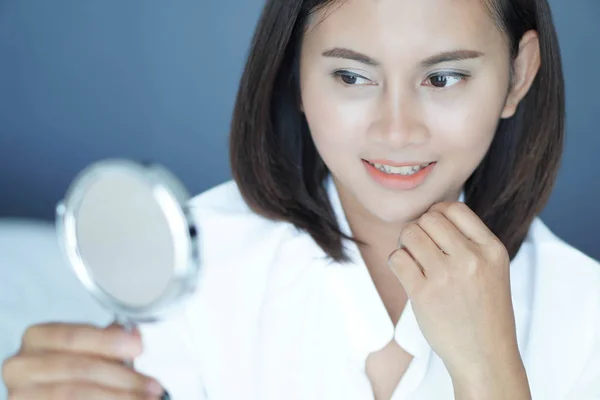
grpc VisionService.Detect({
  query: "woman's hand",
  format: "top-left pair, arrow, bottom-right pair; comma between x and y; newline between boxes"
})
2,322 -> 166,400
388,202 -> 530,400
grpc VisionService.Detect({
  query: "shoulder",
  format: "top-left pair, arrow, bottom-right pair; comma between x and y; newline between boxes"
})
188,179 -> 251,214
187,179 -> 296,266
523,218 -> 600,397
527,217 -> 600,285
525,217 -> 600,317
510,218 -> 600,398
187,179 -> 282,231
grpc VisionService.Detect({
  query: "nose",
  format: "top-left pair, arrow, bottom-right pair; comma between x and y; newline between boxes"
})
369,88 -> 429,148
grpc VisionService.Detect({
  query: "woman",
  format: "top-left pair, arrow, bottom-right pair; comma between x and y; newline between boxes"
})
3,0 -> 599,399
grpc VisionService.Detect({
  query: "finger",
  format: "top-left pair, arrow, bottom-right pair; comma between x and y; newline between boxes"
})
398,223 -> 446,273
416,211 -> 473,256
388,246 -> 425,297
8,382 -> 161,400
105,324 -> 141,363
428,202 -> 498,246
21,323 -> 142,361
106,321 -> 141,338
3,353 -> 164,396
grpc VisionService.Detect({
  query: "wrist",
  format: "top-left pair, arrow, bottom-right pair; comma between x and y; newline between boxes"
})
447,353 -> 531,400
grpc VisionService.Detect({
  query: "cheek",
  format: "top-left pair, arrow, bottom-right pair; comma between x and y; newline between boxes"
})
426,85 -> 506,160
300,74 -> 370,157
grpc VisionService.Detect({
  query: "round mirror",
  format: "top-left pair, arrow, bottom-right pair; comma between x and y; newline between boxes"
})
55,159 -> 200,324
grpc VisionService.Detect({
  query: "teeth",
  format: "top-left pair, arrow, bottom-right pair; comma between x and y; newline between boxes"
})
371,162 -> 429,175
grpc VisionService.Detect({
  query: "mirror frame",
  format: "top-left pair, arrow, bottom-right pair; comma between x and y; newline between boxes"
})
55,159 -> 200,322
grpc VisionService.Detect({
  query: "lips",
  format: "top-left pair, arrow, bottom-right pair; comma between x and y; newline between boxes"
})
362,159 -> 437,190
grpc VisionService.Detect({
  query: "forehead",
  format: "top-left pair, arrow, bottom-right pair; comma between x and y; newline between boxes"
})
304,0 -> 504,57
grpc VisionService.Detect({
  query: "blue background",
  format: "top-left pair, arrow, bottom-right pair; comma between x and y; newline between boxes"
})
0,0 -> 598,259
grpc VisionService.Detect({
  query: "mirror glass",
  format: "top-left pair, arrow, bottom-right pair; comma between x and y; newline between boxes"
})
56,160 -> 199,323
74,169 -> 176,307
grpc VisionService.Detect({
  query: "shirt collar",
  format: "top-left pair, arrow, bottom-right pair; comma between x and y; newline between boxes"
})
324,175 -> 432,359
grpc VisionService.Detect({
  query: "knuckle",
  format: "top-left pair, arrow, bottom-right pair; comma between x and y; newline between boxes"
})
1,355 -> 22,385
419,211 -> 444,227
487,241 -> 509,263
22,323 -> 71,350
2,355 -> 14,376
21,324 -> 42,348
447,201 -> 468,216
400,224 -> 419,240
2,354 -> 44,389
61,326 -> 83,350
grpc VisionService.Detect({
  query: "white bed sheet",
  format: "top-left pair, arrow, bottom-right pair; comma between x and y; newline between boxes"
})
0,218 -> 111,399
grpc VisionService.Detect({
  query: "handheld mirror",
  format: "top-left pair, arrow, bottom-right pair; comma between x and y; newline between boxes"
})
55,159 -> 200,343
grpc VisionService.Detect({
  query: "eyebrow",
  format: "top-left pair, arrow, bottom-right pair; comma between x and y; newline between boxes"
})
321,47 -> 484,67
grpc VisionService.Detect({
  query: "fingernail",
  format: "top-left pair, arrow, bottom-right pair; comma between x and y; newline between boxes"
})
146,379 -> 165,396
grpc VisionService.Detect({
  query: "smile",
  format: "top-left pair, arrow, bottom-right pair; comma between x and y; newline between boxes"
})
366,161 -> 432,176
362,159 -> 437,190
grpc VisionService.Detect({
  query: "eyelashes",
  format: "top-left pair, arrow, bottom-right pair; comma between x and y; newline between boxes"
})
333,71 -> 374,86
331,70 -> 470,89
425,72 -> 469,88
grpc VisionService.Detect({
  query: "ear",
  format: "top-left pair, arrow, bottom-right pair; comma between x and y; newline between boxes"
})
500,30 -> 541,119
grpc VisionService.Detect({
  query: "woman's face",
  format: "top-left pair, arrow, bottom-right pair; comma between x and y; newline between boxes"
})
299,0 -> 521,224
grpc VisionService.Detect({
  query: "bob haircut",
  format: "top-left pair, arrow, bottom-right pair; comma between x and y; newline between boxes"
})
230,0 -> 565,262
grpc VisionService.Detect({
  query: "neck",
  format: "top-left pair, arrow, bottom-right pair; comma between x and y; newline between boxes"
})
341,192 -> 408,265
334,180 -> 462,268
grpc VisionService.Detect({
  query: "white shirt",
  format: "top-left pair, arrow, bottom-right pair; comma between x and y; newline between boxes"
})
135,177 -> 600,400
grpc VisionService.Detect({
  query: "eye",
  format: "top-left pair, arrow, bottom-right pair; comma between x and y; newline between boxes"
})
333,70 -> 374,86
424,72 -> 468,88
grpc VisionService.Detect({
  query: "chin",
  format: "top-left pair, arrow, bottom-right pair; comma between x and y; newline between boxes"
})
365,198 -> 431,224
334,173 -> 450,223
